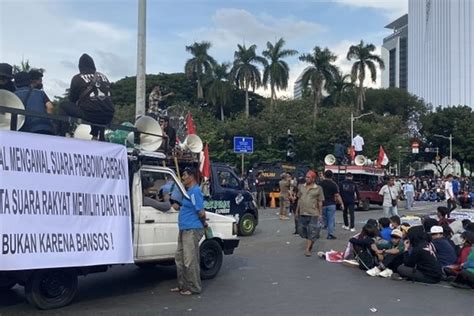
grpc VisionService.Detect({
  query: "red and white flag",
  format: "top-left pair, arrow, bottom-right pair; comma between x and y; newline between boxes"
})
377,146 -> 389,167
186,111 -> 196,135
199,143 -> 211,180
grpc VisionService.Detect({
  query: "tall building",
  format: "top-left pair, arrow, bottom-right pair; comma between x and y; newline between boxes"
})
293,72 -> 304,99
381,14 -> 408,90
408,0 -> 474,107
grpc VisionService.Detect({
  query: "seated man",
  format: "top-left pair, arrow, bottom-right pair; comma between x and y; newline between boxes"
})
142,178 -> 178,212
159,178 -> 183,208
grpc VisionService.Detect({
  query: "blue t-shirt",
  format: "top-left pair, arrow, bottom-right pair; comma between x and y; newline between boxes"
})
160,181 -> 183,204
178,184 -> 204,230
15,87 -> 54,133
380,227 -> 392,241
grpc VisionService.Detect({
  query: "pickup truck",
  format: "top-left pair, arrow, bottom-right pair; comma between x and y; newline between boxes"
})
0,127 -> 239,310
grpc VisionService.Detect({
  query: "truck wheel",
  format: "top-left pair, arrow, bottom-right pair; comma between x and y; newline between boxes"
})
200,239 -> 223,280
25,269 -> 78,310
359,200 -> 370,211
238,213 -> 256,236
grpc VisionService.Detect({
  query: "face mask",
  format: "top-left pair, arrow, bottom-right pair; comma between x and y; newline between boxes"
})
389,223 -> 394,229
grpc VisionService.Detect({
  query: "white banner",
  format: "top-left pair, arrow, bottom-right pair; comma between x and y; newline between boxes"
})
0,130 -> 133,270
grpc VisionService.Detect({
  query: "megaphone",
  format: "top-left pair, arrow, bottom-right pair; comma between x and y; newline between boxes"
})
180,134 -> 203,153
73,124 -> 93,140
354,155 -> 367,166
324,154 -> 336,165
0,90 -> 25,130
131,116 -> 163,151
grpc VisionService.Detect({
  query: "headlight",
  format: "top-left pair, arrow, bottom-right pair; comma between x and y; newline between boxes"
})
232,222 -> 237,235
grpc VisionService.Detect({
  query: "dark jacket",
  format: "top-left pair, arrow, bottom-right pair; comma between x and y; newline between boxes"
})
403,242 -> 442,281
431,238 -> 457,266
340,179 -> 360,204
69,54 -> 114,122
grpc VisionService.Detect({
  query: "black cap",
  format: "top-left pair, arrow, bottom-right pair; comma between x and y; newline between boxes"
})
13,72 -> 31,88
29,69 -> 44,80
0,63 -> 13,79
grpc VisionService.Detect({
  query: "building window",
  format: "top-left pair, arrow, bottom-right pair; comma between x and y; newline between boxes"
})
389,49 -> 396,87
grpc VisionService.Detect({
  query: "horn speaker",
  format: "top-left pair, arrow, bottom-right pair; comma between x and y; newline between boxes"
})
354,155 -> 367,166
324,154 -> 336,165
180,134 -> 203,153
0,90 -> 25,130
131,116 -> 163,151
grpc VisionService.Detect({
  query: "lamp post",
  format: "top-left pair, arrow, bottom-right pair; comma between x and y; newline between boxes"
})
350,112 -> 373,146
135,0 -> 147,119
433,134 -> 453,164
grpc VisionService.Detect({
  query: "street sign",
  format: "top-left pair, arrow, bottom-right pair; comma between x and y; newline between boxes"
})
233,136 -> 254,153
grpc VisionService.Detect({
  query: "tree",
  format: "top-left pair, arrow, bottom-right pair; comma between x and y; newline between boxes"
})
299,46 -> 338,119
12,59 -> 45,74
184,41 -> 217,99
205,62 -> 233,121
262,38 -> 298,107
347,40 -> 385,112
230,44 -> 267,118
325,71 -> 354,107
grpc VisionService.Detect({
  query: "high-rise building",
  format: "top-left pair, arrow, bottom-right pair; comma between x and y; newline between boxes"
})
381,14 -> 408,90
293,72 -> 304,99
408,0 -> 474,107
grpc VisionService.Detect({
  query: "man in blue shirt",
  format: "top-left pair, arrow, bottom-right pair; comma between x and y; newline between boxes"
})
172,167 -> 207,295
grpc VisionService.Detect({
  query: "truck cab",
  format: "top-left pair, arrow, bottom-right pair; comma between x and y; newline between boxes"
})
206,163 -> 258,236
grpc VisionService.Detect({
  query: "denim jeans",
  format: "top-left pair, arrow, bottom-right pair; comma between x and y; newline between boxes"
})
405,191 -> 414,211
323,204 -> 337,237
383,206 -> 399,217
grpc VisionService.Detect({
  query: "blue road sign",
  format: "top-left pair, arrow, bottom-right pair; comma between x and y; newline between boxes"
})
233,136 -> 254,153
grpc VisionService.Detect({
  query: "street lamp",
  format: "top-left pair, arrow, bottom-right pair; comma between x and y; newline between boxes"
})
433,134 -> 453,164
351,112 -> 373,146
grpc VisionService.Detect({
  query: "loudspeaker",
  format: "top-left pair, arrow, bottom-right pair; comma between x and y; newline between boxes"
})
180,134 -> 203,153
324,154 -> 336,165
354,155 -> 367,166
0,90 -> 25,130
131,116 -> 163,151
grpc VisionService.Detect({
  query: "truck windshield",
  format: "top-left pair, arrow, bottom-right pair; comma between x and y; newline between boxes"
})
217,170 -> 240,190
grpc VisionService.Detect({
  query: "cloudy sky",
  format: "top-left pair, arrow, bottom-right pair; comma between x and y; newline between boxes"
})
0,0 -> 408,99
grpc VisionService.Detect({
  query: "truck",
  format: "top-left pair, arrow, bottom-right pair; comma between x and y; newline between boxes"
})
0,106 -> 240,310
324,164 -> 385,211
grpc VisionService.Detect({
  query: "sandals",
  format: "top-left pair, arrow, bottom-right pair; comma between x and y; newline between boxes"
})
170,287 -> 181,292
170,287 -> 195,296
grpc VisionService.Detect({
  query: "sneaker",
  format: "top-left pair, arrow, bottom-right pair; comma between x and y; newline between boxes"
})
342,259 -> 359,268
366,267 -> 381,277
379,268 -> 393,278
342,225 -> 349,230
350,228 -> 356,232
391,273 -> 405,281
327,235 -> 337,240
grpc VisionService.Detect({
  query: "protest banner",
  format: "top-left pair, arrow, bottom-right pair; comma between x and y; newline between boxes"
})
0,130 -> 133,270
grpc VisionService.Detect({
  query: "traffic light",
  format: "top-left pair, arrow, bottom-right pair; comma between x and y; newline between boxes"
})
286,129 -> 296,161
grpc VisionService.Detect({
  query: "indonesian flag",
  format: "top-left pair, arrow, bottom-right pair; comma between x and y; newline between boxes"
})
186,111 -> 196,135
199,143 -> 211,179
377,146 -> 389,166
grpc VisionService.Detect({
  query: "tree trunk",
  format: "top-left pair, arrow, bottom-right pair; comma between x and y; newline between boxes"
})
245,88 -> 249,118
270,85 -> 275,109
312,91 -> 318,120
220,105 -> 225,121
197,79 -> 204,99
358,75 -> 364,112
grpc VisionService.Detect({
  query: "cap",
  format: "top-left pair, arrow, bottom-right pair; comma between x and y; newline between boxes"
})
430,225 -> 444,234
0,63 -> 13,78
390,229 -> 403,238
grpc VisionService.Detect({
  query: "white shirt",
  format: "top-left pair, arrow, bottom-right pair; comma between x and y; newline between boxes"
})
352,135 -> 364,151
379,185 -> 398,207
402,183 -> 414,193
445,181 -> 454,199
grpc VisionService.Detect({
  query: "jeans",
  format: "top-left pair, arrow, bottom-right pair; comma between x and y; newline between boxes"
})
405,191 -> 414,211
323,204 -> 337,237
343,203 -> 355,228
397,264 -> 440,284
175,229 -> 204,293
383,206 -> 398,217
447,198 -> 457,215
257,190 -> 267,208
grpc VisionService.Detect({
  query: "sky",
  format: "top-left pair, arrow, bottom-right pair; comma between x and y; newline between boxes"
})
0,0 -> 408,100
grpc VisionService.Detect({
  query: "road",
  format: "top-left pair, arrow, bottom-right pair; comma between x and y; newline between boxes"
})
1,201 -> 473,315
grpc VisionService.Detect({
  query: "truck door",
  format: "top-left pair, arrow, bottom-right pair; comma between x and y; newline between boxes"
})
134,167 -> 186,260
209,166 -> 246,217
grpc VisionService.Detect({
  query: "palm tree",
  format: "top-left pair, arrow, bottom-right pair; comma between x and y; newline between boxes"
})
347,40 -> 385,112
326,72 -> 354,107
206,62 -> 233,121
299,46 -> 338,119
185,41 -> 217,99
12,59 -> 45,74
262,38 -> 298,107
230,44 -> 267,118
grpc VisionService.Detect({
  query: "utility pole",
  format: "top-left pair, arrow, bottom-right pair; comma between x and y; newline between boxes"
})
135,0 -> 147,119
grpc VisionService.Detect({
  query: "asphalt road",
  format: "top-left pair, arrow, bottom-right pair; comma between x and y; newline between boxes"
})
1,201 -> 473,316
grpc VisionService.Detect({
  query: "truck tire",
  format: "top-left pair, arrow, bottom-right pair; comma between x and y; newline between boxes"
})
238,213 -> 257,236
357,199 -> 370,211
25,269 -> 78,310
200,239 -> 223,280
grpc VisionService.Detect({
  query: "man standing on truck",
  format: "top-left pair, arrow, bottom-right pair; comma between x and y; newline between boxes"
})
172,167 -> 207,295
296,170 -> 325,256
340,173 -> 360,232
320,170 -> 344,239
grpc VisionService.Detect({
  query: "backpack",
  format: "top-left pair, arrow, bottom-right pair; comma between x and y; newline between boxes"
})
354,248 -> 376,270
